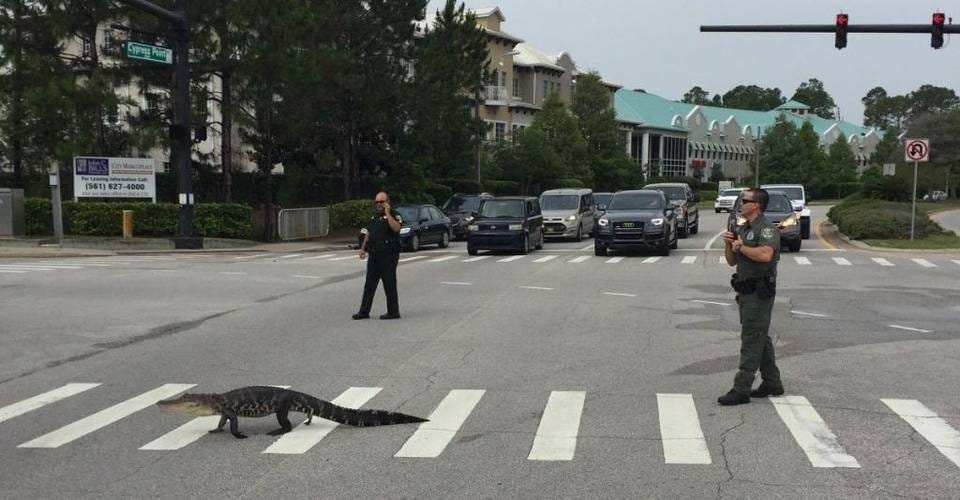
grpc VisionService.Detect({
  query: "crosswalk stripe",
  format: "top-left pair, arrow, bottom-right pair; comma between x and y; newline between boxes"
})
429,256 -> 458,263
681,256 -> 697,264
462,256 -> 490,262
657,393 -> 711,464
279,254 -> 304,259
912,258 -> 937,268
261,387 -> 383,455
871,258 -> 894,267
234,253 -> 270,260
528,391 -> 586,461
0,266 -> 55,272
568,256 -> 591,263
0,270 -> 26,273
771,396 -> 860,468
0,384 -> 101,425
1,264 -> 84,269
953,260 -> 960,267
298,254 -> 334,261
498,256 -> 525,263
18,384 -> 195,448
794,256 -> 812,265
533,255 -> 558,263
832,257 -> 852,266
141,385 -> 292,450
882,399 -> 960,469
606,257 -> 625,264
395,389 -> 485,458
643,257 -> 661,264
399,256 -> 428,263
328,255 -> 356,262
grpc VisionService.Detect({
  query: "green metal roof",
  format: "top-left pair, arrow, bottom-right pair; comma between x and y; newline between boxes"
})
776,100 -> 811,110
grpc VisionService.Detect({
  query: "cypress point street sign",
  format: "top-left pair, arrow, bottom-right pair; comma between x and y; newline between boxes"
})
124,41 -> 174,64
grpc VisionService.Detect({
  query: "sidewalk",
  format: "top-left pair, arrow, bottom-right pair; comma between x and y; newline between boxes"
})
0,235 -> 358,258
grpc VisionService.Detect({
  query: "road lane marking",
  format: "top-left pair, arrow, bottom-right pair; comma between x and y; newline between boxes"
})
141,386 -> 291,451
791,311 -> 829,318
299,254 -> 334,261
533,255 -> 558,263
19,384 -> 195,448
462,256 -> 490,262
498,256 -> 525,262
888,324 -> 933,333
234,253 -> 270,260
771,396 -> 860,468
263,387 -> 382,455
219,272 -> 248,276
1,264 -> 83,269
328,255 -> 356,262
692,300 -> 731,307
705,231 -> 725,250
568,256 -> 591,263
0,384 -> 100,425
911,258 -> 937,268
794,256 -> 812,266
681,256 -> 697,264
395,389 -> 485,458
528,391 -> 586,461
603,292 -> 636,298
519,286 -> 554,291
0,266 -> 54,271
279,254 -> 304,259
815,220 -> 838,250
441,282 -> 471,286
657,393 -> 711,464
605,257 -> 625,264
871,258 -> 894,267
953,260 -> 960,267
0,270 -> 26,273
399,256 -> 428,262
580,244 -> 594,251
882,399 -> 960,469
642,257 -> 661,264
428,256 -> 458,263
832,257 -> 852,266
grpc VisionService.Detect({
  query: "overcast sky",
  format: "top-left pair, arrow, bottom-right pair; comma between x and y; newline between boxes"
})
426,0 -> 959,126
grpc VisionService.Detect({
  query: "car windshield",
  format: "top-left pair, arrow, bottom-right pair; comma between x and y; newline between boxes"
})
443,196 -> 481,212
765,195 -> 793,213
595,194 -> 613,207
608,193 -> 662,210
768,187 -> 803,202
395,207 -> 419,223
721,189 -> 743,197
648,186 -> 686,201
479,200 -> 525,218
540,194 -> 579,211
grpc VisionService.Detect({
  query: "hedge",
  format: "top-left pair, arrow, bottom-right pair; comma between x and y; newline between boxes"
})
329,199 -> 374,231
698,191 -> 718,202
24,199 -> 253,239
827,199 -> 946,240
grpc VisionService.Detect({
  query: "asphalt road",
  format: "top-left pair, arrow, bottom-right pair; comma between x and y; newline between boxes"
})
1,207 -> 959,499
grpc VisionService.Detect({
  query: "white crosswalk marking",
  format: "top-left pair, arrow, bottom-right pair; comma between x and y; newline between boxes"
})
606,257 -> 624,264
462,256 -> 490,262
533,255 -> 558,263
794,256 -> 812,266
871,258 -> 894,267
18,384 -> 195,448
428,255 -> 458,263
1,264 -> 83,270
953,260 -> 960,267
771,396 -> 860,468
0,270 -> 26,274
234,253 -> 270,260
568,256 -> 591,263
279,254 -> 304,259
643,257 -> 661,264
912,258 -> 937,268
882,399 -> 960,469
395,389 -> 484,458
141,385 -> 292,451
262,387 -> 382,455
298,254 -> 334,261
832,257 -> 852,266
681,256 -> 697,264
498,256 -> 525,263
0,384 -> 101,425
0,266 -> 54,272
328,255 -> 356,262
528,391 -> 586,461
657,393 -> 710,464
399,256 -> 428,263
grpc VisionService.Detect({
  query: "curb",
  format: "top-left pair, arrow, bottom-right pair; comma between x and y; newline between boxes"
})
835,228 -> 960,254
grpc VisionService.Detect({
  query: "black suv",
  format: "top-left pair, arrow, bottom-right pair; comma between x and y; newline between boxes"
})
594,190 -> 678,256
642,182 -> 700,238
467,196 -> 544,255
442,192 -> 494,240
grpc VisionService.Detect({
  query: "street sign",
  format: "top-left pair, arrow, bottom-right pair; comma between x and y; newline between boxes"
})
905,138 -> 930,162
882,163 -> 895,176
73,157 -> 157,202
124,41 -> 173,65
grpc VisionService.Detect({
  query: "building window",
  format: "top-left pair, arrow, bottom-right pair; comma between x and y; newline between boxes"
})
513,74 -> 520,98
144,93 -> 162,117
82,38 -> 92,59
494,122 -> 506,143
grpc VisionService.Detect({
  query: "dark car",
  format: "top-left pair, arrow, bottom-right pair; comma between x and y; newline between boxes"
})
727,191 -> 801,252
593,192 -> 614,211
467,196 -> 544,255
395,204 -> 452,252
642,182 -> 700,238
442,193 -> 494,240
594,190 -> 678,256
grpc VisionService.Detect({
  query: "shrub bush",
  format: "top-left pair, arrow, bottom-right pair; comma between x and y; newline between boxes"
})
828,199 -> 945,240
329,199 -> 374,231
698,191 -> 718,202
25,198 -> 53,236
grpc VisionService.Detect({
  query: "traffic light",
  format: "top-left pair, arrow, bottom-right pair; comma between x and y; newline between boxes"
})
835,13 -> 849,49
932,12 -> 945,49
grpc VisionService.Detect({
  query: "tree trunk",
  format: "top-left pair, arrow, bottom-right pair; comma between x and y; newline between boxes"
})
9,3 -> 24,188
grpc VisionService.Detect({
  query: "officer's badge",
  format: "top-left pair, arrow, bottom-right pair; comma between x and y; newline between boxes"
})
745,230 -> 754,240
761,227 -> 774,239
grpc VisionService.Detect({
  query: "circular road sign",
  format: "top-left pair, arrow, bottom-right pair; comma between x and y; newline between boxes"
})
905,139 -> 930,162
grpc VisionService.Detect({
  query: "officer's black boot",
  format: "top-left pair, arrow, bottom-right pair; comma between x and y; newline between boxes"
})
717,389 -> 750,406
750,383 -> 784,398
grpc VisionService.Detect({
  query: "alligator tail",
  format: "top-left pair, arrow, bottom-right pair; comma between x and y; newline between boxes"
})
307,396 -> 427,426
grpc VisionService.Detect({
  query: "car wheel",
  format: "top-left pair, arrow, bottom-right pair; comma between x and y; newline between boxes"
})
800,220 -> 811,240
678,219 -> 688,239
535,230 -> 544,250
574,224 -> 583,242
595,244 -> 607,256
467,245 -> 478,256
789,240 -> 802,252
410,234 -> 420,252
670,229 -> 678,249
658,241 -> 670,256
439,230 -> 450,248
519,234 -> 529,255
715,208 -> 721,214
690,218 -> 698,235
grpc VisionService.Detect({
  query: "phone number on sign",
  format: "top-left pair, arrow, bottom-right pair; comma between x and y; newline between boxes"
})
84,182 -> 148,191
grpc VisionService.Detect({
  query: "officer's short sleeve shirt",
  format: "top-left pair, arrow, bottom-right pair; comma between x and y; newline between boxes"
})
736,215 -> 780,278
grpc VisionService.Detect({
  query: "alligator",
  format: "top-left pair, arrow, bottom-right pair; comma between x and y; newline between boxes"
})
157,386 -> 428,439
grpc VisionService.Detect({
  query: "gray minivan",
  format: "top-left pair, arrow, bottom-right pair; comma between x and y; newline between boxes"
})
539,188 -> 599,241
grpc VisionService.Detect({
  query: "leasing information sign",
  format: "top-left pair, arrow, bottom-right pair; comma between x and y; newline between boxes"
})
73,157 -> 157,201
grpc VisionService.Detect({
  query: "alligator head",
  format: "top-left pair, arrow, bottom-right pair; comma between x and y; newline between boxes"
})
157,393 -> 223,417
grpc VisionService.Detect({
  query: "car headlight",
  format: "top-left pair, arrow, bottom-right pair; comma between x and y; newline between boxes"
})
598,218 -> 609,227
779,214 -> 798,228
650,218 -> 664,226
399,227 -> 411,235
467,225 -> 479,232
464,216 -> 474,223
565,214 -> 578,222
508,224 -> 522,231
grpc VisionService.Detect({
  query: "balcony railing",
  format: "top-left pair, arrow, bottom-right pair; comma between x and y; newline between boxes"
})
485,85 -> 508,103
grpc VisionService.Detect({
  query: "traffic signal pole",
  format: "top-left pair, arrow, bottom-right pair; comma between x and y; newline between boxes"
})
117,0 -> 201,249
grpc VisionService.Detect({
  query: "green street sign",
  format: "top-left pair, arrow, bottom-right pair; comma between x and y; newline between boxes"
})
124,41 -> 174,65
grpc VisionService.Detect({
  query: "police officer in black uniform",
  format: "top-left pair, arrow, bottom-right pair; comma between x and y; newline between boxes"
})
353,192 -> 404,320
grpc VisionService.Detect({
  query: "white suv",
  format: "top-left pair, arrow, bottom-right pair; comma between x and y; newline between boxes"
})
715,187 -> 747,213
761,184 -> 810,239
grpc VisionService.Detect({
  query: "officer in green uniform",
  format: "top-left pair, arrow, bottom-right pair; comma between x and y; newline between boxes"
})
718,188 -> 784,405
353,192 -> 404,320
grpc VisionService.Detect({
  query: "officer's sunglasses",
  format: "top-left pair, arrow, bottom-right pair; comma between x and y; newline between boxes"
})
374,200 -> 387,204
741,199 -> 759,205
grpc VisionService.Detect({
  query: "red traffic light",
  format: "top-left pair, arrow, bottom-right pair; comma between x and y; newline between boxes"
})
836,13 -> 849,26
933,12 -> 946,25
